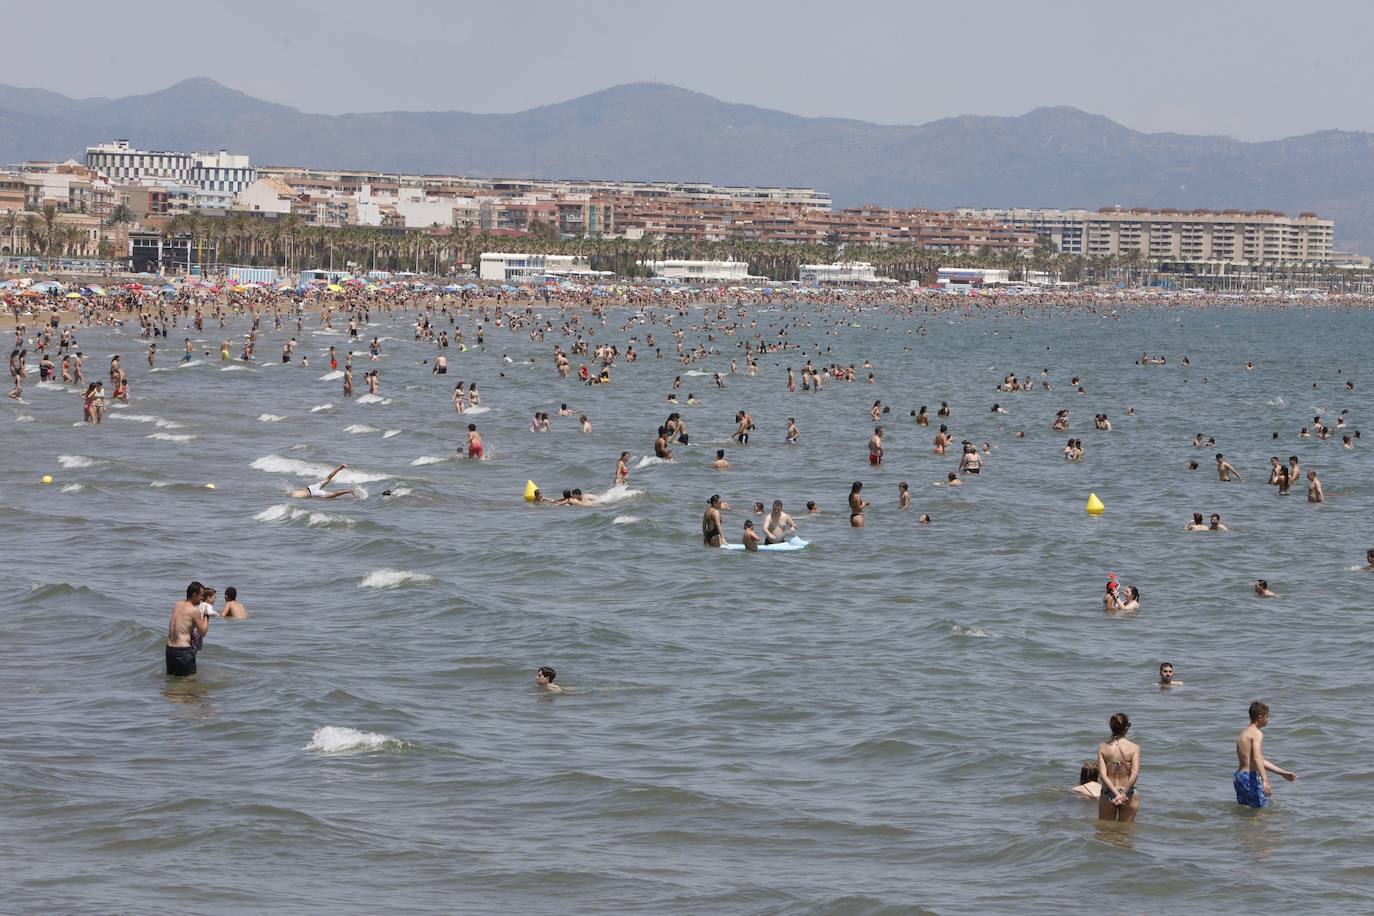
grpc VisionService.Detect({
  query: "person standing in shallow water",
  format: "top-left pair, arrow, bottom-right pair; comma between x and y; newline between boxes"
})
1234,701 -> 1297,808
166,581 -> 209,677
1095,712 -> 1140,822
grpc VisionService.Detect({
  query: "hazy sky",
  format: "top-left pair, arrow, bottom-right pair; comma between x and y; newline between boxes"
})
2,0 -> 1369,140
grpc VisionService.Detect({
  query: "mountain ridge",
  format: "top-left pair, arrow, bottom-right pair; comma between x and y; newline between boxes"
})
1,78 -> 1371,251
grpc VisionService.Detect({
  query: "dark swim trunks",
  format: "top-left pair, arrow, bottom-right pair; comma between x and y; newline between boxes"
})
1234,770 -> 1269,808
166,645 -> 197,677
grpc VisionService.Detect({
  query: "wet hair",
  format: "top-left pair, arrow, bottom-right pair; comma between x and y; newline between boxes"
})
467,423 -> 476,431
1193,512 -> 1204,524
537,666 -> 556,682
1078,762 -> 1100,785
1128,586 -> 1140,601
1256,579 -> 1268,589
716,449 -> 726,459
1188,461 -> 1198,470
1159,661 -> 1173,672
1109,713 -> 1131,737
806,501 -> 817,510
708,494 -> 720,505
743,520 -> 754,528
1249,700 -> 1269,722
850,481 -> 862,493
225,587 -> 237,601
186,581 -> 204,600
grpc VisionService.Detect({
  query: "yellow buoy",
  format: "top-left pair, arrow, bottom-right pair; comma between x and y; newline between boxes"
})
41,475 -> 53,485
205,483 -> 216,489
1085,492 -> 1104,516
523,480 -> 538,502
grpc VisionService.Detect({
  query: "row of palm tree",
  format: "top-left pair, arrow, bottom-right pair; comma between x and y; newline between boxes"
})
1,205 -> 101,263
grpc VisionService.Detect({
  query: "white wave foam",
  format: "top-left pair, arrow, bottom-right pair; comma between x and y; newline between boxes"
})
310,403 -> 334,412
221,364 -> 249,372
254,503 -> 354,528
612,515 -> 641,524
633,456 -> 666,469
14,413 -> 35,423
359,569 -> 434,589
258,413 -> 286,422
250,454 -> 390,484
155,419 -> 184,429
150,481 -> 175,488
179,359 -> 205,368
463,405 -> 490,415
37,381 -> 66,390
345,424 -> 379,434
318,370 -> 344,381
590,484 -> 642,505
112,413 -> 158,424
304,726 -> 402,754
382,429 -> 401,438
57,455 -> 93,469
60,483 -> 84,493
684,369 -> 710,376
409,455 -> 447,466
385,487 -> 413,497
147,432 -> 196,442
356,394 -> 391,405
951,624 -> 995,638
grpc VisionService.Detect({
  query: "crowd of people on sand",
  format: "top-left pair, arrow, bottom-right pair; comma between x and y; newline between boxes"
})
10,275 -> 1369,818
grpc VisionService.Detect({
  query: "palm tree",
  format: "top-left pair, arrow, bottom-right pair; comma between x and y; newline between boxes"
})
2,210 -> 18,256
22,214 -> 42,257
38,204 -> 59,267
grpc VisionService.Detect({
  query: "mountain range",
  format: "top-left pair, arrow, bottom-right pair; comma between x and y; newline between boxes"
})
2,77 -> 1373,253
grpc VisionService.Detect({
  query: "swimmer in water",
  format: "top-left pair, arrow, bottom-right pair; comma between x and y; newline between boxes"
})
1254,579 -> 1277,598
536,666 -> 563,694
712,448 -> 730,470
1185,512 -> 1207,531
465,423 -> 484,459
1072,762 -> 1103,799
165,581 -> 208,677
1306,469 -> 1324,503
615,451 -> 630,486
1234,701 -> 1297,808
1216,453 -> 1245,483
741,519 -> 760,552
848,481 -> 869,527
702,494 -> 726,547
289,464 -> 356,499
1095,713 -> 1140,822
221,586 -> 249,619
898,481 -> 910,511
1157,662 -> 1181,688
1208,514 -> 1227,532
868,426 -> 884,465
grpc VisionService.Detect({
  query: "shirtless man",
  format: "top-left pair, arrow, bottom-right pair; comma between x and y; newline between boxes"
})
290,464 -> 356,499
868,426 -> 884,466
763,500 -> 796,545
1216,453 -> 1245,482
1254,579 -> 1278,598
702,494 -> 726,547
711,449 -> 730,470
1157,662 -> 1181,688
1184,512 -> 1208,531
535,666 -> 562,694
166,581 -> 209,677
785,418 -> 800,444
848,481 -> 869,528
1234,701 -> 1297,808
222,586 -> 249,619
654,427 -> 674,461
1306,469 -> 1324,503
1095,712 -> 1141,822
1208,514 -> 1227,532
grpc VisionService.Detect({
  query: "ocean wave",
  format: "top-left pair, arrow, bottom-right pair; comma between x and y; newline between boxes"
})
409,455 -> 448,466
310,403 -> 334,412
14,413 -> 35,423
250,454 -> 390,484
612,515 -> 641,524
358,569 -> 434,589
684,369 -> 711,376
589,484 -> 642,505
385,487 -> 413,497
254,503 -> 354,528
356,394 -> 392,405
36,381 -> 66,390
633,456 -> 667,469
258,413 -> 286,422
303,726 -> 405,754
344,424 -> 379,434
463,405 -> 490,415
382,429 -> 401,438
60,483 -> 84,493
111,413 -> 158,423
318,370 -> 344,381
57,455 -> 94,468
951,624 -> 995,638
147,432 -> 196,442
220,364 -> 249,372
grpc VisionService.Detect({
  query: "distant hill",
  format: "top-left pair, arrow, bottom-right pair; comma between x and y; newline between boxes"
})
2,78 -> 1372,252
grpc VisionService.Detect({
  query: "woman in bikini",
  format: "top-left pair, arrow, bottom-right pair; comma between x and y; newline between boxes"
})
1095,712 -> 1141,822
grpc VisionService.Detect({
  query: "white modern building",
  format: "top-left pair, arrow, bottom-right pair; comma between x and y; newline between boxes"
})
235,177 -> 297,215
86,140 -> 256,195
643,259 -> 754,281
799,261 -> 894,285
479,252 -> 592,282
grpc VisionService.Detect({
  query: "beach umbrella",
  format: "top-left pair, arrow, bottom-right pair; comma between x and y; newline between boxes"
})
65,291 -> 84,299
84,285 -> 106,295
327,283 -> 345,292
276,282 -> 294,291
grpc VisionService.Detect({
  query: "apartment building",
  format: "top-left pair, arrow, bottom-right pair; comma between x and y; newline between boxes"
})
86,140 -> 256,195
957,207 -> 1334,265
